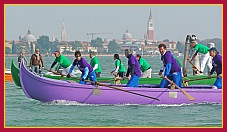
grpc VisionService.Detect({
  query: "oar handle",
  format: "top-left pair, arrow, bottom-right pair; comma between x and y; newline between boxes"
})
43,68 -> 65,76
183,76 -> 218,82
187,60 -> 202,73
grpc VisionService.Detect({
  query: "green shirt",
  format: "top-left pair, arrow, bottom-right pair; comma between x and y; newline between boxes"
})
138,58 -> 150,72
54,54 -> 71,70
173,56 -> 182,68
115,59 -> 126,73
194,43 -> 210,54
90,56 -> 102,72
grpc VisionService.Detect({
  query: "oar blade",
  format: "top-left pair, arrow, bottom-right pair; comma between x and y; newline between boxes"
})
182,91 -> 196,101
164,76 -> 196,101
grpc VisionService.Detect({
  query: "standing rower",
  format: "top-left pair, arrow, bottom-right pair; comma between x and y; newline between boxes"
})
208,47 -> 222,89
124,49 -> 141,87
158,44 -> 182,88
89,51 -> 102,78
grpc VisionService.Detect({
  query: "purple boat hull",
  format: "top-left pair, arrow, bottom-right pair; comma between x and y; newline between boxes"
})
20,59 -> 222,104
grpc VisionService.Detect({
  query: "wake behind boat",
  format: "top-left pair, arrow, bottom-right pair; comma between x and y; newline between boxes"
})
20,59 -> 222,105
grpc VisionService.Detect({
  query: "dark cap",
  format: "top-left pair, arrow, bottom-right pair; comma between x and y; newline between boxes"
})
89,51 -> 95,55
54,51 -> 60,54
209,47 -> 218,52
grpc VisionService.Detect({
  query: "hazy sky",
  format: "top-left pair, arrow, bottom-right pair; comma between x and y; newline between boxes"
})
5,5 -> 222,42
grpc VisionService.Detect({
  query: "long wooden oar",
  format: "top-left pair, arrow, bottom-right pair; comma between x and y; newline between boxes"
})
187,59 -> 202,73
183,76 -> 218,82
85,80 -> 160,101
163,76 -> 196,101
43,68 -> 63,75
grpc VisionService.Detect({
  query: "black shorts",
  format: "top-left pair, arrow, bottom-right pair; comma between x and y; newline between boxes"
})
95,72 -> 101,78
117,72 -> 126,78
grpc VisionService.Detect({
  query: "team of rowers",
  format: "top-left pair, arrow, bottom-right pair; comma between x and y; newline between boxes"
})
19,35 -> 222,89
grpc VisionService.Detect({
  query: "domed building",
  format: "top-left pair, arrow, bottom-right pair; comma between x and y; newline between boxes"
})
25,29 -> 36,43
120,30 -> 143,52
122,30 -> 133,41
16,29 -> 37,54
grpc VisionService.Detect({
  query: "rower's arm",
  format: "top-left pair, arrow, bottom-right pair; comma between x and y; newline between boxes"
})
130,64 -> 135,75
209,67 -> 215,75
164,63 -> 171,76
191,51 -> 198,61
82,67 -> 89,79
93,64 -> 98,70
50,61 -> 57,69
114,66 -> 119,73
68,60 -> 76,74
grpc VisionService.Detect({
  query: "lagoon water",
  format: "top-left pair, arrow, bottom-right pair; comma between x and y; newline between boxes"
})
5,55 -> 222,127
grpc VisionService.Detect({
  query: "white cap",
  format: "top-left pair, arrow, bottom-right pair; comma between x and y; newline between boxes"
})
190,35 -> 197,43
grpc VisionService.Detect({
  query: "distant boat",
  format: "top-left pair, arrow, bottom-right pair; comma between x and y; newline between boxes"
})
20,59 -> 222,104
11,60 -> 21,86
5,69 -> 13,82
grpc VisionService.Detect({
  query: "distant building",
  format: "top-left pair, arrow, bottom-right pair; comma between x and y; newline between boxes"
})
25,29 -> 37,43
146,9 -> 154,41
119,30 -> 143,53
87,46 -> 98,53
122,30 -> 134,42
57,43 -> 72,54
117,9 -> 157,55
51,35 -> 56,42
13,29 -> 37,54
61,21 -> 67,42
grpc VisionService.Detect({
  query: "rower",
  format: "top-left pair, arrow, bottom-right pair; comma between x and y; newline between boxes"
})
124,49 -> 141,87
89,51 -> 102,78
67,51 -> 97,85
49,51 -> 76,78
158,44 -> 182,88
136,54 -> 152,78
188,35 -> 212,75
208,47 -> 222,89
110,54 -> 126,85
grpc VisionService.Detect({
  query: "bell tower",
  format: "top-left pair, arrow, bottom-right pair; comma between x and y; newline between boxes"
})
61,21 -> 66,42
147,9 -> 154,41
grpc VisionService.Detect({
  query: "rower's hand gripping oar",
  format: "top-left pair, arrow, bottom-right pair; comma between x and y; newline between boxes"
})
162,75 -> 196,101
187,59 -> 202,74
43,68 -> 64,76
85,80 -> 160,101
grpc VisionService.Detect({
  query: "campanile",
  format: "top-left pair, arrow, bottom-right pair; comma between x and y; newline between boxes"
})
147,9 -> 154,41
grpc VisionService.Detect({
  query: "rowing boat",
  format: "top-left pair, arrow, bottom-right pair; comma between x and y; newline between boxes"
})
11,60 -> 21,86
20,59 -> 222,104
11,60 -> 216,87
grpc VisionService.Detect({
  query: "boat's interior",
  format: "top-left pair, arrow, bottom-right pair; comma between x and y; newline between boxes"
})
85,83 -> 214,89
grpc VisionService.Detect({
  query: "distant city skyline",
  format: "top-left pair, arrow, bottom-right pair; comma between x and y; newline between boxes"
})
5,5 -> 222,42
